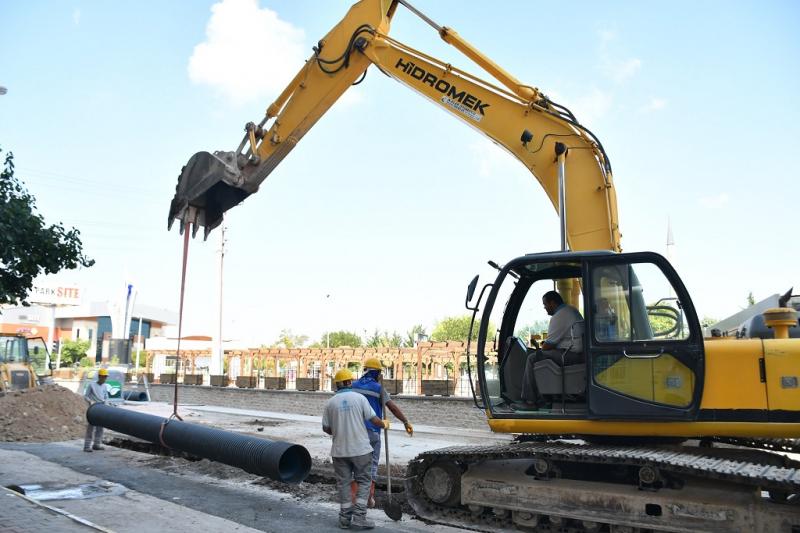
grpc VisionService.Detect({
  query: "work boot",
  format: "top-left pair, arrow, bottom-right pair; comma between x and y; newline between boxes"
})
351,516 -> 375,530
367,481 -> 376,508
83,448 -> 92,453
92,444 -> 105,451
338,510 -> 352,529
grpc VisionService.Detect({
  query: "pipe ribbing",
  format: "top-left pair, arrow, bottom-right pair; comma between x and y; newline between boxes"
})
87,403 -> 311,483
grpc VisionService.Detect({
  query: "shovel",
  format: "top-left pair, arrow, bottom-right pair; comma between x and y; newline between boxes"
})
381,377 -> 403,521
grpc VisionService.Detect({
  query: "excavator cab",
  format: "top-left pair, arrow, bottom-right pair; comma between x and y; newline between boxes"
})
471,250 -> 705,426
0,334 -> 48,392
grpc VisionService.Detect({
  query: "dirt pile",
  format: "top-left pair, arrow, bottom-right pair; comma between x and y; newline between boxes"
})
0,384 -> 88,442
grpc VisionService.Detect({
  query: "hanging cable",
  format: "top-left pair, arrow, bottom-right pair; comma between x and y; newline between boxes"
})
168,219 -> 192,422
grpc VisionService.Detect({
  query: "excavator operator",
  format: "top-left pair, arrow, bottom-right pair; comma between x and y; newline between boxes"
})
516,291 -> 584,409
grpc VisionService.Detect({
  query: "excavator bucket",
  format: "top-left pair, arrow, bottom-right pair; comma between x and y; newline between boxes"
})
168,151 -> 251,239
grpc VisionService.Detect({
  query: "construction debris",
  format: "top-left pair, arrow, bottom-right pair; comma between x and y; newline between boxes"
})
0,384 -> 87,442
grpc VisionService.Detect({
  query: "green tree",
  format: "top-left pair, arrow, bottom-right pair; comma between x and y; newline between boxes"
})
431,315 -> 495,342
404,324 -> 427,347
366,329 -> 403,348
318,330 -> 362,348
79,355 -> 95,368
747,292 -> 755,307
0,148 -> 94,306
272,329 -> 308,349
700,316 -> 719,328
61,339 -> 91,366
515,320 -> 550,340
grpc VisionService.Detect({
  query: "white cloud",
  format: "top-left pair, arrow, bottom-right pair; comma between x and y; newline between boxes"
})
469,137 -> 530,184
602,57 -> 642,83
188,0 -> 306,105
571,87 -> 613,123
596,28 -> 641,83
699,192 -> 730,209
598,29 -> 616,44
640,96 -> 667,112
72,8 -> 81,26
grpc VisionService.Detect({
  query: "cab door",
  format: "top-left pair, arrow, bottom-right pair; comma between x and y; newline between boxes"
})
585,252 -> 704,420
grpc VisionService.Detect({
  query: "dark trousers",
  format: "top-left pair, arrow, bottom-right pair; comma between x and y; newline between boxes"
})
521,349 -> 584,403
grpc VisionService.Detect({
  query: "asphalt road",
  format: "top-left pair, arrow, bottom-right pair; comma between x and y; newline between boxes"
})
0,441 -> 462,533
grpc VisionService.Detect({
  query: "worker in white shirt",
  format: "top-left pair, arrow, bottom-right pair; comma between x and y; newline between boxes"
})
83,368 -> 110,452
323,368 -> 388,530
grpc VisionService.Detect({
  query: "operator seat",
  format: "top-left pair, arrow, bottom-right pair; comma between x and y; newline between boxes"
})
533,320 -> 586,399
533,359 -> 586,396
501,336 -> 528,403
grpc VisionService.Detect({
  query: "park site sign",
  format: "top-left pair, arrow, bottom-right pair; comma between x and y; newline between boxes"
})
28,285 -> 82,306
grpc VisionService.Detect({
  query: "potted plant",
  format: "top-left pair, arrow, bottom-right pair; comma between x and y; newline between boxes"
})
183,374 -> 203,385
296,377 -> 320,391
421,379 -> 457,396
264,376 -> 287,390
236,375 -> 257,388
210,374 -> 229,387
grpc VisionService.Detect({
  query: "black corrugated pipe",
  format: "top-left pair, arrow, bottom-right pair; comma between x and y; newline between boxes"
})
121,390 -> 148,401
87,403 -> 311,483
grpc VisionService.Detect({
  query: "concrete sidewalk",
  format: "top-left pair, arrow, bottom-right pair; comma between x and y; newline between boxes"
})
1,487 -> 95,532
0,447 -> 262,533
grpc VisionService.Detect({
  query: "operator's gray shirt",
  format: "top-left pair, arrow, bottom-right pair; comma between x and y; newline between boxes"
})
545,304 -> 584,351
322,389 -> 377,458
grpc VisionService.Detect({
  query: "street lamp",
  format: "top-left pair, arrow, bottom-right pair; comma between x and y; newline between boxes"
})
325,294 -> 331,349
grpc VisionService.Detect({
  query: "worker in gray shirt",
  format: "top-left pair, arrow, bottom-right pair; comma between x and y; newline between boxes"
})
323,368 -> 388,530
83,368 -> 110,452
517,290 -> 584,409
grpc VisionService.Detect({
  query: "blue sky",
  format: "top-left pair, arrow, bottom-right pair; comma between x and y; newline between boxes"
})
1,0 -> 799,344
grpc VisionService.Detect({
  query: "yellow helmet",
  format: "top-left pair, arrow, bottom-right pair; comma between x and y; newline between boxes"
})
334,368 -> 354,383
98,368 -> 109,376
363,358 -> 383,371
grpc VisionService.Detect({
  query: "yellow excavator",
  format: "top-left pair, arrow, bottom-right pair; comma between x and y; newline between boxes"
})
0,333 -> 50,392
168,1 -> 800,530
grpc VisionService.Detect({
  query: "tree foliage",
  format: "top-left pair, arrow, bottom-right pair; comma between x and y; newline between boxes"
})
366,329 -> 403,348
272,329 -> 308,349
316,330 -> 362,348
404,324 -> 427,347
61,339 -> 91,366
515,320 -> 550,340
0,148 -> 94,306
747,292 -> 755,307
431,314 -> 495,342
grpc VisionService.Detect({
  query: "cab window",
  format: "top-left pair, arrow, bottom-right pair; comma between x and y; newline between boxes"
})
591,262 -> 689,343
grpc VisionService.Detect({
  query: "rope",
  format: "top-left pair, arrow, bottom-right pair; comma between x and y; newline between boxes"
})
169,220 -> 191,422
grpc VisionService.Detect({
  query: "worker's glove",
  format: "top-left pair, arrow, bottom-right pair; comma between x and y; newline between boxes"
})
404,422 -> 414,437
382,419 -> 390,430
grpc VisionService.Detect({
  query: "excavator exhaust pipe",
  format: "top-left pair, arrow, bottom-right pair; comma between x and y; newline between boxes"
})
168,150 -> 252,239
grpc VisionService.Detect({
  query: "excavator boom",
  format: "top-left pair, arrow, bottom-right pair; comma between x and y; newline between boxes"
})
169,0 -> 621,251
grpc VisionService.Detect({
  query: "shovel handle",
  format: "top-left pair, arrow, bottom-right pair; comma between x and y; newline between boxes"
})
380,375 -> 392,497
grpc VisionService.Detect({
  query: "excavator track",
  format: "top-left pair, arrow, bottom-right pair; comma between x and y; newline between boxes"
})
406,441 -> 800,532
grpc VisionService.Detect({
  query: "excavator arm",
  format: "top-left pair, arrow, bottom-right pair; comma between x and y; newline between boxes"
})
169,0 -> 621,252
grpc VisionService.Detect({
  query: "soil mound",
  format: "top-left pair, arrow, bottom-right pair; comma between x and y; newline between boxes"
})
0,384 -> 88,442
